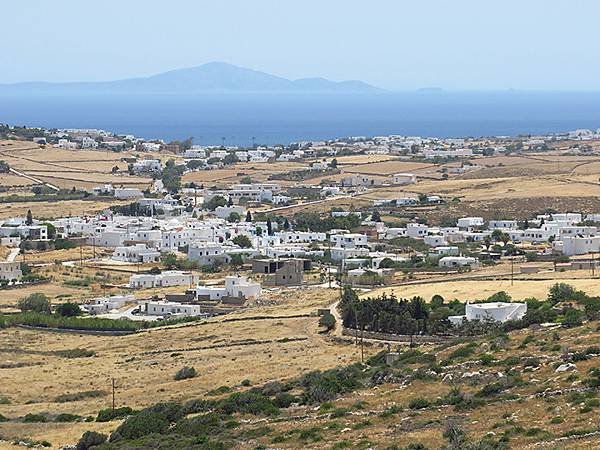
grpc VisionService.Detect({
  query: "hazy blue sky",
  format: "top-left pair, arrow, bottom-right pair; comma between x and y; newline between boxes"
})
2,0 -> 598,90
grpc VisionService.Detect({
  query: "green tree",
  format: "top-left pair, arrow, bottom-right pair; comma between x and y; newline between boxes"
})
232,235 -> 252,248
245,211 -> 252,222
18,293 -> 50,313
26,209 -> 33,226
204,195 -> 228,211
40,222 -> 56,239
319,313 -> 336,332
371,210 -> 381,222
161,253 -> 179,270
56,302 -> 81,317
227,212 -> 241,223
230,254 -> 244,267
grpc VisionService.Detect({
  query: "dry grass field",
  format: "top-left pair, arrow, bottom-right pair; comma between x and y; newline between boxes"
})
342,160 -> 434,176
0,286 -> 362,447
367,276 -> 600,302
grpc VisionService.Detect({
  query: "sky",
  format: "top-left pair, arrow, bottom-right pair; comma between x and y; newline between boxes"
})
1,0 -> 598,90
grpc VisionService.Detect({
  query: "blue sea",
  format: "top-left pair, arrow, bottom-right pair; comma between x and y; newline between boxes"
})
1,91 -> 600,145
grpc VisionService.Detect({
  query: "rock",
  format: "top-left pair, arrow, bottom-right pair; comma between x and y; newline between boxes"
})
555,363 -> 577,373
442,373 -> 453,382
462,371 -> 481,378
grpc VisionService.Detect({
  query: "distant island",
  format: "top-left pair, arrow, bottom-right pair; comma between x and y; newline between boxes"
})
0,62 -> 384,94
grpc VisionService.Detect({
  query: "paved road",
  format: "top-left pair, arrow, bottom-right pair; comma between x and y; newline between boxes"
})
6,247 -> 20,262
9,167 -> 60,191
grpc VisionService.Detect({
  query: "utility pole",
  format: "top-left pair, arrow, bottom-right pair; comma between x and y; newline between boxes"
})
510,256 -> 514,286
360,323 -> 364,364
80,242 -> 83,266
111,377 -> 116,410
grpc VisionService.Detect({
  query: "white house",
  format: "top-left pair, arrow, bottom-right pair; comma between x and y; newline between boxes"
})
449,302 -> 527,325
406,223 -> 428,239
457,217 -> 484,230
132,159 -> 161,174
144,300 -> 204,317
330,233 -> 368,249
196,275 -> 261,300
430,246 -> 460,257
489,220 -> 518,230
114,188 -> 144,200
188,243 -> 226,265
93,184 -> 114,196
112,244 -> 161,263
424,235 -> 448,247
96,229 -> 127,247
439,256 -> 479,268
83,295 -> 134,315
557,235 -> 600,256
129,270 -> 197,289
331,246 -> 370,262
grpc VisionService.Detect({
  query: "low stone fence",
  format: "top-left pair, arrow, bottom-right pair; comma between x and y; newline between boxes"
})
341,327 -> 456,344
16,325 -> 137,336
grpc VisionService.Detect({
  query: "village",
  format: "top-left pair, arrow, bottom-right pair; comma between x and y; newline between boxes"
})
1,125 -> 600,448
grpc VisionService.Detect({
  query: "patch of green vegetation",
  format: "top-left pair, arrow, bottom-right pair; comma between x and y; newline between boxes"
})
54,390 -> 106,403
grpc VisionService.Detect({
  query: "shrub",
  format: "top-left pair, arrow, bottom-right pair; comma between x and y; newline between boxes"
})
110,410 -> 170,441
232,235 -> 252,248
447,343 -> 477,361
408,397 -> 431,409
55,348 -> 95,358
22,413 -> 48,422
55,413 -> 82,422
217,392 -> 279,416
319,313 -> 336,332
299,364 -> 363,404
18,293 -> 50,313
0,413 -> 8,422
56,302 -> 82,317
174,366 -> 197,381
96,406 -> 134,422
54,390 -> 106,403
76,431 -> 107,450
273,392 -> 298,408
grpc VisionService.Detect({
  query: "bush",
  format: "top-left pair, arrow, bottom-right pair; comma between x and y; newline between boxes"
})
76,431 -> 107,450
55,348 -> 95,358
111,410 -> 170,441
232,235 -> 252,248
217,392 -> 279,416
174,366 -> 197,381
96,406 -> 134,422
56,302 -> 82,317
408,397 -> 431,409
273,392 -> 298,408
22,413 -> 48,422
319,313 -> 336,332
299,364 -> 363,404
55,413 -> 82,422
447,343 -> 477,361
54,390 -> 106,403
18,293 -> 50,313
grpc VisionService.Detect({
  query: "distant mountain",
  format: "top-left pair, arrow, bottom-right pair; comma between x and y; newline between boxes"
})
0,62 -> 383,94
